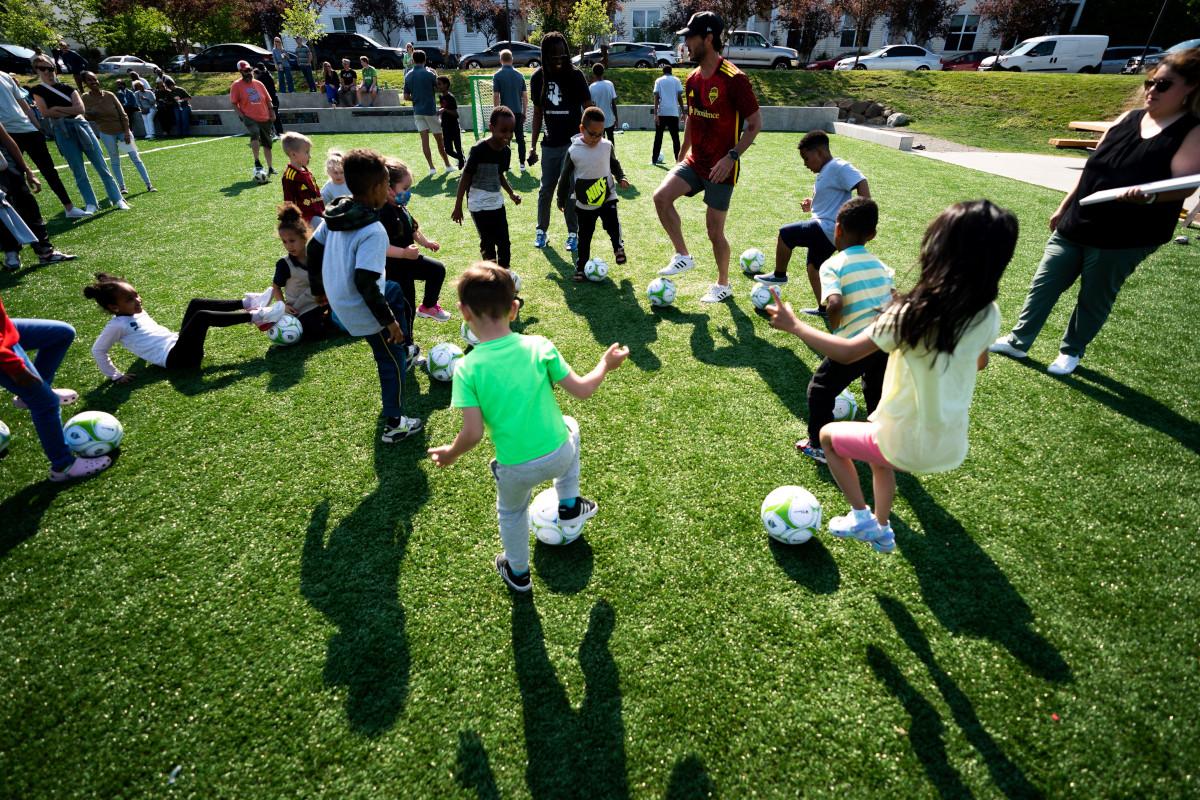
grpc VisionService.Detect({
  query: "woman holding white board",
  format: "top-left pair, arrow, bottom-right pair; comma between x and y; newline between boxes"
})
990,49 -> 1200,375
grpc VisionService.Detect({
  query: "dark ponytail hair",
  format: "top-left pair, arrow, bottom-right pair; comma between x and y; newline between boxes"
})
277,202 -> 309,237
83,272 -> 129,312
888,200 -> 1017,356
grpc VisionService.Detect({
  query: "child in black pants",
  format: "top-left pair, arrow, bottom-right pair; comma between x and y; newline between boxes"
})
452,106 -> 521,269
556,106 -> 629,282
437,76 -> 465,170
382,158 -> 451,327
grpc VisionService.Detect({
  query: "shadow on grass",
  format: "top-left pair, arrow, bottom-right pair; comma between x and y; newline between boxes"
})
456,730 -> 500,800
0,480 -> 69,558
768,536 -> 840,594
665,754 -> 719,799
300,429 -> 430,736
660,301 -> 813,419
533,537 -> 594,594
895,473 -> 1072,683
877,595 -> 1042,799
218,180 -> 266,198
512,594 -> 628,799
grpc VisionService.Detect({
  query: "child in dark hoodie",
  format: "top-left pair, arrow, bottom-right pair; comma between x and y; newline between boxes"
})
306,148 -> 423,442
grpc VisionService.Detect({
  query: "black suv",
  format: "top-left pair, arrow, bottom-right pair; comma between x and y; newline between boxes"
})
312,33 -> 455,70
189,43 -> 292,73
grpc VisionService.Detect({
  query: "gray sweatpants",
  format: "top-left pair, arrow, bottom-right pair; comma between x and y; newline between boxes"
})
537,143 -> 578,234
490,416 -> 581,573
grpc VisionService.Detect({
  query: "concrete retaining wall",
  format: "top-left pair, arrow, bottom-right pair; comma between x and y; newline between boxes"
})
832,121 -> 913,151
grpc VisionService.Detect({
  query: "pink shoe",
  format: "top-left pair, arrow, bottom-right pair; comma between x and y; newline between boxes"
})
13,387 -> 78,409
416,303 -> 451,322
49,454 -> 112,482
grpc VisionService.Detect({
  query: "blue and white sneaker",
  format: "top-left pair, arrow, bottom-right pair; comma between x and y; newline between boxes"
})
872,523 -> 896,554
829,508 -> 894,553
565,232 -> 578,252
534,229 -> 548,248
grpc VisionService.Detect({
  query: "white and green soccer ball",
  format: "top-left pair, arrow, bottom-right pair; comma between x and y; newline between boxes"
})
460,320 -> 480,347
584,258 -> 608,282
252,166 -> 268,184
427,341 -> 464,382
740,247 -> 766,275
0,419 -> 10,456
529,487 -> 582,546
647,277 -> 676,307
832,389 -> 859,421
267,314 -> 303,346
760,485 -> 822,545
508,269 -> 522,293
750,283 -> 776,310
63,410 -> 124,457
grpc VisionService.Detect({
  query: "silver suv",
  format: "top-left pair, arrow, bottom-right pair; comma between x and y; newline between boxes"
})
724,31 -> 799,70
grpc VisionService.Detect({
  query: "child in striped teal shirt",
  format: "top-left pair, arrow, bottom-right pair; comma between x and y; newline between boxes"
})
797,198 -> 893,464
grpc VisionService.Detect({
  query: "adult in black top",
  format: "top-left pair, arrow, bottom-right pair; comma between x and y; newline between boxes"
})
254,64 -> 284,135
992,49 -> 1200,376
528,31 -> 591,248
53,41 -> 88,88
338,61 -> 357,107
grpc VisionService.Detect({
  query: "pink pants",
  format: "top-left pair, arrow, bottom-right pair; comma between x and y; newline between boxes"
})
824,422 -> 895,468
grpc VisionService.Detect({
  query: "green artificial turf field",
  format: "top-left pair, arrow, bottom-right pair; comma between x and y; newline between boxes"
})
0,132 -> 1197,798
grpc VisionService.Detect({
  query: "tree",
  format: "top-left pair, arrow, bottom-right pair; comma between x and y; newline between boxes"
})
424,0 -> 463,57
242,0 -> 288,40
101,5 -> 174,59
349,0 -> 414,46
0,0 -> 57,49
523,0 -> 576,39
568,0 -> 616,49
119,0 -> 220,56
975,0 -> 1064,50
463,0 -> 509,46
776,0 -> 837,60
831,0 -> 889,58
282,0 -> 326,43
55,0 -> 107,56
884,0 -> 959,46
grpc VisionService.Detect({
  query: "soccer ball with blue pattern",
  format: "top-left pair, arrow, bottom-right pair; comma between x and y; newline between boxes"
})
0,419 -> 9,457
647,277 -> 676,307
740,247 -> 766,275
833,389 -> 859,421
461,320 -> 480,347
427,342 -> 464,382
267,314 -> 303,345
760,485 -> 822,545
63,410 -> 124,457
529,487 -> 582,546
584,258 -> 608,282
750,283 -> 776,310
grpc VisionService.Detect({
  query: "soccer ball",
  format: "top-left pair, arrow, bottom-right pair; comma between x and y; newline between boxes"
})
740,247 -> 766,275
63,410 -> 124,457
750,283 -> 777,310
647,277 -> 676,307
508,269 -> 522,293
0,419 -> 9,456
427,341 -> 464,382
460,320 -> 480,347
832,389 -> 859,421
583,258 -> 608,282
621,122 -> 629,132
267,314 -> 303,345
760,485 -> 822,545
529,487 -> 582,545
252,167 -> 268,184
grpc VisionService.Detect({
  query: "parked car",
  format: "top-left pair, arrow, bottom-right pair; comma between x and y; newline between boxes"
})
188,43 -> 275,72
99,55 -> 161,75
169,54 -> 198,73
311,32 -> 408,69
0,43 -> 34,74
458,41 -> 542,69
979,35 -> 1108,73
805,51 -> 860,70
941,51 -> 994,71
835,44 -> 941,71
643,42 -> 679,66
573,42 -> 657,68
1100,45 -> 1160,74
1124,39 -> 1200,74
724,30 -> 799,69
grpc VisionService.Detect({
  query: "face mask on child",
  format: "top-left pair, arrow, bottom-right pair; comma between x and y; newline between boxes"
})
395,190 -> 412,206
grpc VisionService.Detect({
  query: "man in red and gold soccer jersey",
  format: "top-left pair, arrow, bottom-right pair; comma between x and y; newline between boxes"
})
653,11 -> 762,304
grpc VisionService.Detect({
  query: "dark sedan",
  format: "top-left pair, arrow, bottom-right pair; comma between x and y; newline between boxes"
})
941,51 -> 994,71
458,41 -> 542,69
0,43 -> 34,74
805,51 -> 859,70
189,43 -> 278,73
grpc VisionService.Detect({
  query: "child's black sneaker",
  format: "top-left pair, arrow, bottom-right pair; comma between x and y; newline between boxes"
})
558,496 -> 598,532
382,416 -> 423,443
495,553 -> 531,592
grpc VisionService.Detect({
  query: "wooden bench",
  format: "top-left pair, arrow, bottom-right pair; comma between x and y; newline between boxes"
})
1068,120 -> 1114,133
1049,137 -> 1099,150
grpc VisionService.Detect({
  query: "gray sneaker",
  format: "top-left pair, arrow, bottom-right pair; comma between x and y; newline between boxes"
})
753,272 -> 788,284
495,553 -> 532,592
988,338 -> 1028,359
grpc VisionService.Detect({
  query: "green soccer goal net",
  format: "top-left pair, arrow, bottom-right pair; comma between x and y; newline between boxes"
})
469,74 -> 534,140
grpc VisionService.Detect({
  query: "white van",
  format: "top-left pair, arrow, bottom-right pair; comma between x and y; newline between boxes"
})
980,35 -> 1109,73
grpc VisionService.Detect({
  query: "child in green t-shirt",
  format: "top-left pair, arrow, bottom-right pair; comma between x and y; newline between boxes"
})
358,56 -> 378,107
428,261 -> 628,592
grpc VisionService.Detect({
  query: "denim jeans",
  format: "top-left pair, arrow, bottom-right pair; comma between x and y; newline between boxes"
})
0,319 -> 76,470
52,120 -> 121,207
362,280 -> 413,418
277,68 -> 294,93
95,130 -> 152,191
536,143 -> 577,233
174,105 -> 191,137
142,108 -> 156,138
299,66 -> 316,92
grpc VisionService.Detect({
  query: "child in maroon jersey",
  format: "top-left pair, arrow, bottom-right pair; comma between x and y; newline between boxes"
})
280,131 -> 325,223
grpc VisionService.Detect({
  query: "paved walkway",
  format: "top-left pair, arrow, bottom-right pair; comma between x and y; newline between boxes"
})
913,149 -> 1087,194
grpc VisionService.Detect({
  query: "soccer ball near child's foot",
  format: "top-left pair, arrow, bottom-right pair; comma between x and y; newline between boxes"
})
253,167 -> 268,184
508,269 -> 522,293
267,314 -> 303,345
832,389 -> 859,421
740,247 -> 766,275
529,487 -> 582,545
583,258 -> 608,282
647,277 -> 676,307
460,320 -> 480,347
64,410 -> 124,457
750,283 -> 776,310
760,485 -> 822,545
427,341 -> 464,382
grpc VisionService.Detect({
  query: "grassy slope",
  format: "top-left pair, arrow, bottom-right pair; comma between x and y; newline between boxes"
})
0,133 -> 1197,798
135,68 -> 1142,154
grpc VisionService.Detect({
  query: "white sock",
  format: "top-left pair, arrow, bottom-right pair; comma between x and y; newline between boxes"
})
853,507 -> 874,522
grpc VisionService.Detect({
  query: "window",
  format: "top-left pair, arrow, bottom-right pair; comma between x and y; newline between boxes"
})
631,10 -> 661,43
839,15 -> 860,49
1028,41 -> 1056,57
944,15 -> 979,51
332,17 -> 357,34
414,14 -> 438,43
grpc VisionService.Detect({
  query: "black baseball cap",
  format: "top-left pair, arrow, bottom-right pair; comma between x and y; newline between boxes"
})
677,11 -> 724,38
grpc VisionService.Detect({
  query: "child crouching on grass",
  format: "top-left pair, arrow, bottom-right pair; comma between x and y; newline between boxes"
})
767,200 -> 1017,553
258,202 -> 333,340
427,262 -> 628,592
307,148 -> 423,443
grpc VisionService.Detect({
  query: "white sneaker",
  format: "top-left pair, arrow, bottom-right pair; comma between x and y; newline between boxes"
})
1047,353 -> 1080,376
658,253 -> 695,276
427,168 -> 436,178
251,300 -> 286,328
242,287 -> 275,310
443,164 -> 454,173
83,204 -> 98,215
115,200 -> 132,211
520,164 -> 528,173
988,338 -> 1028,359
700,283 -> 732,303
64,206 -> 88,219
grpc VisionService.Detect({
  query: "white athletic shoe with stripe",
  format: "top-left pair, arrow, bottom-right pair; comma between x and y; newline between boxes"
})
658,253 -> 695,276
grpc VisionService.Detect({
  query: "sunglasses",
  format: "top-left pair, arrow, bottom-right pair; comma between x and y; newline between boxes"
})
1144,78 -> 1175,93
35,66 -> 54,72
